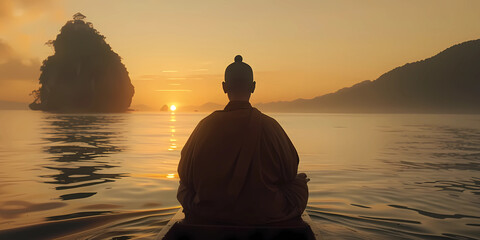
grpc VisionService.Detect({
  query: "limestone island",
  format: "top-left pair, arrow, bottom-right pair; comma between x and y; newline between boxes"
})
29,13 -> 134,113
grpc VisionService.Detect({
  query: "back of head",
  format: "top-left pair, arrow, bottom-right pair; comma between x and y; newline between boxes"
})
224,55 -> 254,94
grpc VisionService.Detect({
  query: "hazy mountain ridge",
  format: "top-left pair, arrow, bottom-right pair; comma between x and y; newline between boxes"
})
256,39 -> 480,113
180,102 -> 224,112
0,101 -> 28,110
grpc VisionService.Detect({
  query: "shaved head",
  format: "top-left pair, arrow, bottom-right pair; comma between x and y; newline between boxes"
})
223,55 -> 256,101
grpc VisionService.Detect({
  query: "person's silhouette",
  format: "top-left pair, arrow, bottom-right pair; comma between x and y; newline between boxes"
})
177,55 -> 308,225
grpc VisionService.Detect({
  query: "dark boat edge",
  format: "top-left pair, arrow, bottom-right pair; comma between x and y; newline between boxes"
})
156,208 -> 185,240
155,208 -> 322,240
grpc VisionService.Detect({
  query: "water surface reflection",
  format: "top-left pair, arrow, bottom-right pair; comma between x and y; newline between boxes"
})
2,112 -> 479,239
40,115 -> 128,199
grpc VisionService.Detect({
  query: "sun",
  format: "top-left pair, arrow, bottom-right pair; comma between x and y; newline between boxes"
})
170,105 -> 176,111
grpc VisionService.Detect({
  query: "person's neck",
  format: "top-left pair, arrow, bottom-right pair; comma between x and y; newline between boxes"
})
227,94 -> 250,102
229,99 -> 250,103
224,101 -> 252,111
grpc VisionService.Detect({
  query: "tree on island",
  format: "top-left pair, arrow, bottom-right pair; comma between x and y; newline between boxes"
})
29,13 -> 134,112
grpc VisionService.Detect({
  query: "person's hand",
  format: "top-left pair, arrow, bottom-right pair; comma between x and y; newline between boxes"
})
297,173 -> 310,182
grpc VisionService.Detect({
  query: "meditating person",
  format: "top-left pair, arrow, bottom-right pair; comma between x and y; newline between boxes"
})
177,55 -> 309,225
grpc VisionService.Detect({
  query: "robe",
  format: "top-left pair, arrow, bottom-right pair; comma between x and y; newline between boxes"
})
177,101 -> 308,225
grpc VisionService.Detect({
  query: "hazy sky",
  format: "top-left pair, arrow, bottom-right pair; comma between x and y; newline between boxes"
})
1,0 -> 480,108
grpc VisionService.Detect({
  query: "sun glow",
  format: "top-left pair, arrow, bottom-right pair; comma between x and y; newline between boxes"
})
170,105 -> 176,111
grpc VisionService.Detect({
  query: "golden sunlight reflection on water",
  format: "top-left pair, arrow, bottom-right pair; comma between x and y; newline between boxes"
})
168,113 -> 177,151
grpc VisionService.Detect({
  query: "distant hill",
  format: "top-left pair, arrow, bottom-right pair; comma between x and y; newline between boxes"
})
180,102 -> 224,112
131,104 -> 156,111
256,39 -> 480,113
0,101 -> 28,110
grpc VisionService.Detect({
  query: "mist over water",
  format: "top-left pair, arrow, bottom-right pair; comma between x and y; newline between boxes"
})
0,110 -> 479,239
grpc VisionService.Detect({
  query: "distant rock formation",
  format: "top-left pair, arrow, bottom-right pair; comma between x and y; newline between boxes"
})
160,105 -> 169,111
29,13 -> 134,112
257,39 -> 480,113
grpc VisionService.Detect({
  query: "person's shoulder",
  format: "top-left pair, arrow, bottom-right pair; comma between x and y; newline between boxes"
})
197,110 -> 223,126
254,108 -> 282,128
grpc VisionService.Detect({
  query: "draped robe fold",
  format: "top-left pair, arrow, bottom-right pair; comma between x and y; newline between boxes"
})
177,101 -> 308,225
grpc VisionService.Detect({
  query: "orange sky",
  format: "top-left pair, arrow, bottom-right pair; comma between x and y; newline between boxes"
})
1,0 -> 480,109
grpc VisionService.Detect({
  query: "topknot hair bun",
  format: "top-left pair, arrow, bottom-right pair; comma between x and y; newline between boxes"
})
234,55 -> 243,62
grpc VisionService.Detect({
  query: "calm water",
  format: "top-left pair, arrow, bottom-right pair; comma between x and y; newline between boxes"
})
0,110 -> 479,240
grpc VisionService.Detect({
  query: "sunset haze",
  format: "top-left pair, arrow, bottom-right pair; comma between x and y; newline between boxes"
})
1,0 -> 480,109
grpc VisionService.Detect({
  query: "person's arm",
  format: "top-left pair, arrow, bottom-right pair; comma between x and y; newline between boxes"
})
277,124 -> 309,213
177,121 -> 203,212
262,117 -> 309,213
